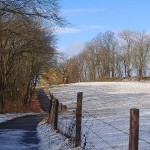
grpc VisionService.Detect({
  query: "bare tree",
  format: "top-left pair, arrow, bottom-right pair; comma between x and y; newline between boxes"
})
0,0 -> 67,111
44,30 -> 150,85
132,31 -> 150,79
0,15 -> 56,110
101,31 -> 118,78
119,30 -> 135,77
0,0 -> 67,27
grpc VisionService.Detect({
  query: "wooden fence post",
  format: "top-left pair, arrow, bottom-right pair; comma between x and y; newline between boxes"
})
47,94 -> 53,123
54,99 -> 59,130
129,108 -> 139,150
75,92 -> 83,147
50,100 -> 55,123
60,103 -> 63,112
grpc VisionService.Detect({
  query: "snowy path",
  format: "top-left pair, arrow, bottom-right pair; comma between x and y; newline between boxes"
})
0,89 -> 49,150
0,114 -> 45,150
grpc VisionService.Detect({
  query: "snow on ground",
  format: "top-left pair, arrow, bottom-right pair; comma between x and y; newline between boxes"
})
2,82 -> 149,149
0,113 -> 32,123
37,120 -> 73,150
37,82 -> 150,149
0,113 -> 29,123
0,113 -> 41,150
0,130 -> 27,150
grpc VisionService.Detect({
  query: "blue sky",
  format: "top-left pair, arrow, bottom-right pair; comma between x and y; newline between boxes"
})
56,0 -> 150,56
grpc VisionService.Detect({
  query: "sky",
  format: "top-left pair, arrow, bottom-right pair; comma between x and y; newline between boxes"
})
56,0 -> 150,56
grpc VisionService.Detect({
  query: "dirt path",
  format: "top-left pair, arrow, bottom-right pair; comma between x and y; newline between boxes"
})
0,89 -> 50,150
36,89 -> 50,113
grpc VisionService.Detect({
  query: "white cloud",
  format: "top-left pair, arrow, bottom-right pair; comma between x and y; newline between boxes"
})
82,25 -> 104,30
53,27 -> 81,34
51,25 -> 105,35
62,8 -> 105,14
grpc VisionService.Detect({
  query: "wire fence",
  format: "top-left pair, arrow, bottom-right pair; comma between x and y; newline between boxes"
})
46,90 -> 150,150
82,108 -> 150,149
81,110 -> 122,149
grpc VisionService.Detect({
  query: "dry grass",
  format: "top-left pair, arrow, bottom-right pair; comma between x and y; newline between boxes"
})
0,96 -> 41,114
28,96 -> 41,113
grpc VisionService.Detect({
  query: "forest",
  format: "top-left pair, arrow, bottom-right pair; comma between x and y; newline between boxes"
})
0,0 -> 66,112
44,30 -> 150,84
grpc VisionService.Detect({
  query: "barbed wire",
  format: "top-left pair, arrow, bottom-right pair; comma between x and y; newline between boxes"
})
82,122 -> 94,149
47,92 -> 150,149
83,123 -> 118,149
82,109 -> 129,136
48,96 -> 125,149
139,138 -> 150,145
58,115 -> 76,139
37,121 -> 73,149
82,108 -> 150,147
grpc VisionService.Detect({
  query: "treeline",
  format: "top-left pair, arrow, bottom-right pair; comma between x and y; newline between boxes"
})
46,30 -> 150,84
0,0 -> 65,111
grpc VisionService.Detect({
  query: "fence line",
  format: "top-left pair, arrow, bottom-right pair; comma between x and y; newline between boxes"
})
47,91 -> 124,149
82,109 -> 129,135
47,91 -> 77,148
46,91 -> 150,149
83,123 -> 117,149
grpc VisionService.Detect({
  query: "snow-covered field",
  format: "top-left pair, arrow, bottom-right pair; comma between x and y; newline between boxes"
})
46,82 -> 150,149
1,82 -> 150,149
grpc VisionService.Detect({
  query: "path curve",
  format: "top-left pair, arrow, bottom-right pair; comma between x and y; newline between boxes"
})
0,89 -> 50,150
